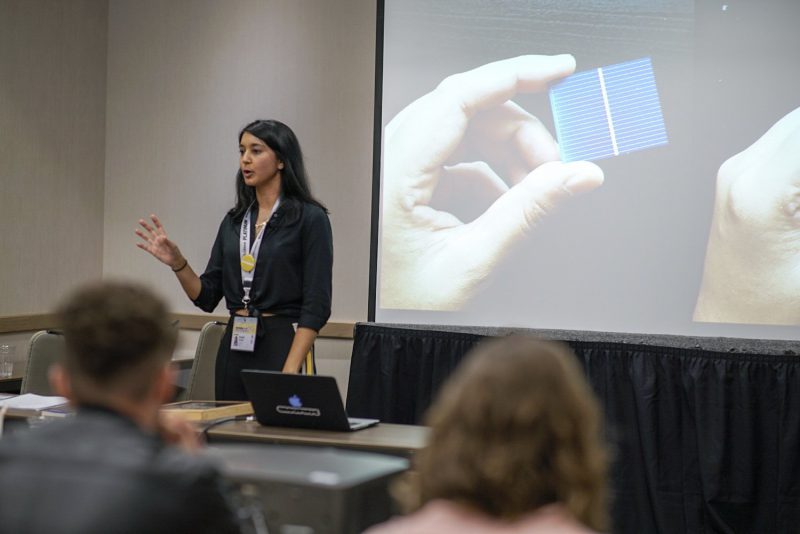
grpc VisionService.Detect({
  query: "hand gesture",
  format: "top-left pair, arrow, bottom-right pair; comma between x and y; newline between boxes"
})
135,214 -> 184,270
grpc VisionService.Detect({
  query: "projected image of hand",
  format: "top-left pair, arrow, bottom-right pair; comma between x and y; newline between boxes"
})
695,106 -> 800,324
381,54 -> 605,310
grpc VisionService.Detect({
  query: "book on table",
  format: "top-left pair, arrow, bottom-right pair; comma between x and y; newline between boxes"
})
160,400 -> 253,421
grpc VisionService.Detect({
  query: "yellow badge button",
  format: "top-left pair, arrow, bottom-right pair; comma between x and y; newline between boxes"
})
240,254 -> 256,272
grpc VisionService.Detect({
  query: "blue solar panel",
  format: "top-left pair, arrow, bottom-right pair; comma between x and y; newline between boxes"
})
549,57 -> 668,163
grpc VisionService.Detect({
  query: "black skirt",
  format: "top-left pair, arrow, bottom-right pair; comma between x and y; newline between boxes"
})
215,315 -> 295,401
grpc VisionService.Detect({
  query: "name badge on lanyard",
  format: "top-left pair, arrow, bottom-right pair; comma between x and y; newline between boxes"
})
232,199 -> 281,352
231,316 -> 258,352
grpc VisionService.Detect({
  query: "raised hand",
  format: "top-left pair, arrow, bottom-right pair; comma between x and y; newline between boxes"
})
135,214 -> 184,269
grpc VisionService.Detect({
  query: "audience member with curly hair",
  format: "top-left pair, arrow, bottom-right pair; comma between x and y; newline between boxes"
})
367,335 -> 610,533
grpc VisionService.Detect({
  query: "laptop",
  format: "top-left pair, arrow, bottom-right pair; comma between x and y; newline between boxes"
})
241,370 -> 379,431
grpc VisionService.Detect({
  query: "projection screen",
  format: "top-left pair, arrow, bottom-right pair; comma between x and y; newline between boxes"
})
370,0 -> 800,340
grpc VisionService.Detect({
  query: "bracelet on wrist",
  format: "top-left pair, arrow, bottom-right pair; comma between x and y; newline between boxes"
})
171,259 -> 188,272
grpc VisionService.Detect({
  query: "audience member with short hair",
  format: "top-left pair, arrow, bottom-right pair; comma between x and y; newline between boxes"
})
367,335 -> 610,533
0,281 -> 241,534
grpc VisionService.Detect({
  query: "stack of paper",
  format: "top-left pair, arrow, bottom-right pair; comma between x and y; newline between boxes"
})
0,393 -> 69,417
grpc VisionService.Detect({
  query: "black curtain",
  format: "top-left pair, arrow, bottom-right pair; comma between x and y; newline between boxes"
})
346,323 -> 800,533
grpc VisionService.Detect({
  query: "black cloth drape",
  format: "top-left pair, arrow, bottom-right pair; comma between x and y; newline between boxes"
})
346,323 -> 800,533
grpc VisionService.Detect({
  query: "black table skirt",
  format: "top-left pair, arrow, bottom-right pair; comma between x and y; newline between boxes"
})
346,323 -> 800,533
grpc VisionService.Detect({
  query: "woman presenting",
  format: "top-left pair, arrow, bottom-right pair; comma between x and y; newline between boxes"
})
136,120 -> 332,400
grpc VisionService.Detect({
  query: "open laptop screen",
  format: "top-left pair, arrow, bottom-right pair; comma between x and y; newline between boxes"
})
241,370 -> 378,432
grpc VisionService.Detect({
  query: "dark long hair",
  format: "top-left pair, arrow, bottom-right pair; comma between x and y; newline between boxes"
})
229,119 -> 327,222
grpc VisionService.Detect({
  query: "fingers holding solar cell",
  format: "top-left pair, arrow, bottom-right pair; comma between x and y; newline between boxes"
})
434,54 -> 576,114
380,54 -> 606,311
386,54 -> 575,180
471,161 -> 604,249
379,161 -> 605,311
381,160 -> 604,310
429,162 -> 509,223
445,101 -> 560,186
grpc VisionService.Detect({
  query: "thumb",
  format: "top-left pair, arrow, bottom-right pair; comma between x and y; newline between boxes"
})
467,160 -> 604,270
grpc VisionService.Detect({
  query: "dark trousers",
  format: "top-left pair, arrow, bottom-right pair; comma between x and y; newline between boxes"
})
215,315 -> 295,401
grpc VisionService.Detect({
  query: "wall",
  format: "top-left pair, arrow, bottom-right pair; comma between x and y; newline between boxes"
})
0,0 -> 108,363
1,0 -> 376,392
0,0 -> 108,314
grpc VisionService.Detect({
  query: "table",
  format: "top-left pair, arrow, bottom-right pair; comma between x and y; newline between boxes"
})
205,420 -> 428,457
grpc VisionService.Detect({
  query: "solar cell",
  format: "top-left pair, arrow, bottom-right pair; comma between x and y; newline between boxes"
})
550,57 -> 668,163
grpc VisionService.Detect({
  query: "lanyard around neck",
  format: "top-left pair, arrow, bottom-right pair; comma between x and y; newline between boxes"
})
239,198 -> 281,308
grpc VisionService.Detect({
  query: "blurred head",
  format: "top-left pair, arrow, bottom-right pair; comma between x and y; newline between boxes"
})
53,281 -> 177,405
231,119 -> 327,220
406,335 -> 609,530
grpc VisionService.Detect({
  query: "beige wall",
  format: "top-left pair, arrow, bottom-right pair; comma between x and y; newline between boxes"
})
2,0 -> 376,389
0,0 -> 108,316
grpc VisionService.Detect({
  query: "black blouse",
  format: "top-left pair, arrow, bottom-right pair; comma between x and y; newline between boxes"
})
193,200 -> 333,332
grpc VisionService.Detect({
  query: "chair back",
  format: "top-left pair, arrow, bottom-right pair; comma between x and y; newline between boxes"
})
184,321 -> 226,400
21,330 -> 65,395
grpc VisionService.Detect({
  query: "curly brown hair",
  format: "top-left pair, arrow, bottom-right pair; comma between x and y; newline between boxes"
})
403,335 -> 609,530
57,280 -> 177,400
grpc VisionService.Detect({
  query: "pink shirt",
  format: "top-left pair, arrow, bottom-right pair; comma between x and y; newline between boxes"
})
365,501 -> 601,534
